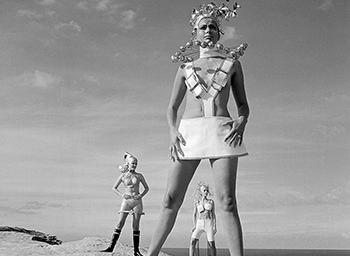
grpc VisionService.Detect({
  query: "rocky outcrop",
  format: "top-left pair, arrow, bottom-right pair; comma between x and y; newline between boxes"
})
0,226 -> 62,245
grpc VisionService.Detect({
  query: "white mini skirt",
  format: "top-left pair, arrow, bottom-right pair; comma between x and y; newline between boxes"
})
178,116 -> 248,160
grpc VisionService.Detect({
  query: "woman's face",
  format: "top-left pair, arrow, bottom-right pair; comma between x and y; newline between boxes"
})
196,18 -> 220,44
127,158 -> 138,171
200,185 -> 209,196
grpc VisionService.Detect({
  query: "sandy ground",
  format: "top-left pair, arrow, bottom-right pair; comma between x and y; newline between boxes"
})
0,232 -> 171,256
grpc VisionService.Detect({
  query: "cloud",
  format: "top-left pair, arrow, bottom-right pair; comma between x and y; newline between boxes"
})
0,206 -> 37,216
77,1 -> 89,10
239,189 -> 309,209
317,0 -> 334,11
9,70 -> 62,89
37,0 -> 56,5
19,201 -> 47,211
76,0 -> 121,14
312,124 -> 347,138
82,74 -> 100,85
221,26 -> 241,42
342,231 -> 350,239
16,9 -> 56,23
33,70 -> 62,88
96,0 -> 112,11
54,20 -> 82,35
239,179 -> 350,210
318,180 -> 350,204
0,201 -> 64,216
324,93 -> 350,103
17,9 -> 43,20
119,9 -> 137,29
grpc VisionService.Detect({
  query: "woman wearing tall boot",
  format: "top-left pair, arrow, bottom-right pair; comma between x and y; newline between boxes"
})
102,152 -> 149,255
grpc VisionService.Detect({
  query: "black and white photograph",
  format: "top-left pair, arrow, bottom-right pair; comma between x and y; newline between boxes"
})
1,0 -> 349,255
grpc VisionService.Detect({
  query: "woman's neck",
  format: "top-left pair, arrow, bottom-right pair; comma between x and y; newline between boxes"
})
199,46 -> 224,59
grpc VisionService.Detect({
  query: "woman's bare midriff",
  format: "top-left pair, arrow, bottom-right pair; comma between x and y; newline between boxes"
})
182,82 -> 231,119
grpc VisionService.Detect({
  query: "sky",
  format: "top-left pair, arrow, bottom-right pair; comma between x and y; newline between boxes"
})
0,0 -> 349,250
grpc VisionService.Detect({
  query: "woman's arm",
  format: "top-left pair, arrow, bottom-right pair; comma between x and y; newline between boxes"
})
112,175 -> 124,197
224,60 -> 250,146
167,65 -> 187,161
137,173 -> 149,199
231,60 -> 250,120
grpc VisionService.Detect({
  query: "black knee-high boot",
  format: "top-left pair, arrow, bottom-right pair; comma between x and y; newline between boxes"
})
207,241 -> 216,256
190,238 -> 200,256
133,230 -> 143,256
101,229 -> 121,252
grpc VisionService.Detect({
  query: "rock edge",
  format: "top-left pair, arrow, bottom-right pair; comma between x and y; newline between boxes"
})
0,226 -> 62,245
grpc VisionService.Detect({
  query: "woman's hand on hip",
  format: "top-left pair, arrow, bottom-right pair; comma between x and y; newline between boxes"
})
169,129 -> 186,162
133,194 -> 141,200
223,116 -> 247,147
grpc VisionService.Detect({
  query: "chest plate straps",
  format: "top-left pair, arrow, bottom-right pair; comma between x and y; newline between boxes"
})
184,59 -> 234,116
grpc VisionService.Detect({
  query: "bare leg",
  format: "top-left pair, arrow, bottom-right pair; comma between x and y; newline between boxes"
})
147,160 -> 200,256
189,238 -> 199,256
210,157 -> 243,256
132,213 -> 142,231
116,212 -> 129,230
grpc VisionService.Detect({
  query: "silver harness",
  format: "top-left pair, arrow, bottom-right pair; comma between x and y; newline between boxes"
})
184,58 -> 234,117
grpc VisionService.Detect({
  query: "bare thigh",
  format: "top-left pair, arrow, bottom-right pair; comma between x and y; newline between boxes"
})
133,200 -> 143,214
163,160 -> 200,209
132,213 -> 142,230
116,212 -> 129,229
210,157 -> 239,207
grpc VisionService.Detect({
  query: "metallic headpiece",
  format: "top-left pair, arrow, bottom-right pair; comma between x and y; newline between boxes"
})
171,1 -> 247,63
190,1 -> 240,30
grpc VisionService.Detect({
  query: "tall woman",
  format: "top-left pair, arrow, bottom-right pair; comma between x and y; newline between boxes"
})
147,2 -> 249,256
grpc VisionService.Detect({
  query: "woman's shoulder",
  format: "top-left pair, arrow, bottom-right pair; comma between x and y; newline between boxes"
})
222,58 -> 242,78
222,57 -> 240,68
134,172 -> 144,178
178,62 -> 193,73
172,63 -> 190,80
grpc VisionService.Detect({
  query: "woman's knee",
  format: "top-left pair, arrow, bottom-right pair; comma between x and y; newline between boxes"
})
162,193 -> 183,210
116,220 -> 126,230
116,215 -> 127,229
217,193 -> 238,212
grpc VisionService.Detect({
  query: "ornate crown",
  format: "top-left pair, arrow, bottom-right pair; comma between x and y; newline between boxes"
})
190,1 -> 241,29
170,1 -> 247,63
